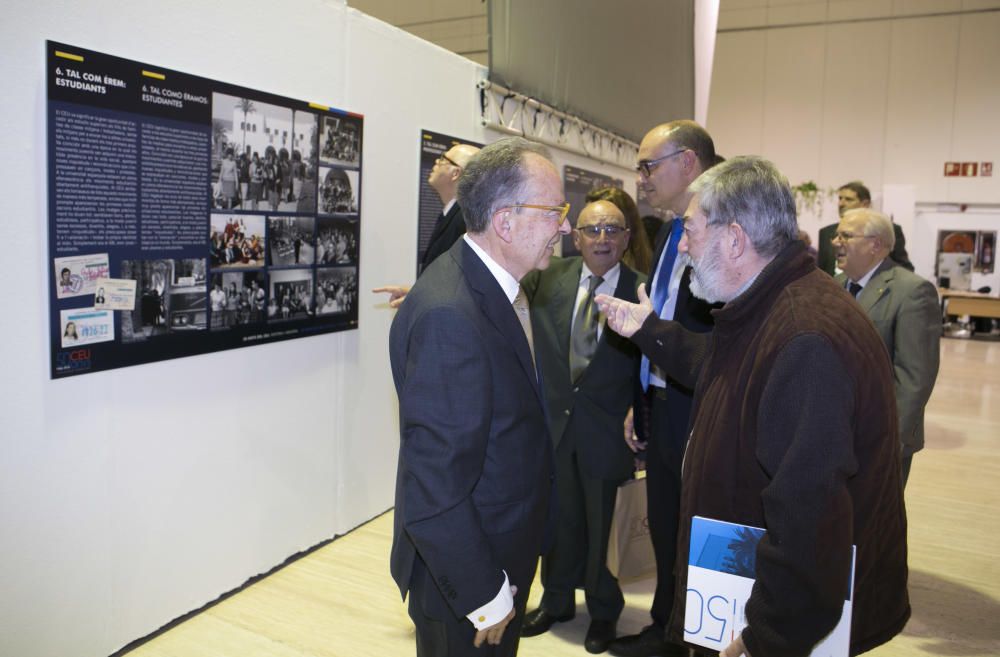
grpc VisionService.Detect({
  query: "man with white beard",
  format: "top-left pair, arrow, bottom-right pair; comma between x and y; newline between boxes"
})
595,156 -> 910,657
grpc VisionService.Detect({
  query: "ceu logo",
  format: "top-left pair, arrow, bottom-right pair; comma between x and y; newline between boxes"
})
629,514 -> 650,539
56,348 -> 91,372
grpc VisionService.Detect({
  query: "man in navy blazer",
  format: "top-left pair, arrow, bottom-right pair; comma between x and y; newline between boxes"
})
390,137 -> 571,656
519,199 -> 645,653
608,121 -> 718,657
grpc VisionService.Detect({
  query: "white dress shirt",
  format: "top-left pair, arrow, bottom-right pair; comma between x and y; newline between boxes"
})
647,224 -> 686,388
572,262 -> 621,343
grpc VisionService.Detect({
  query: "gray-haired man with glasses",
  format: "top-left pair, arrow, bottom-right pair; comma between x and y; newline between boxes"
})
390,136 -> 570,657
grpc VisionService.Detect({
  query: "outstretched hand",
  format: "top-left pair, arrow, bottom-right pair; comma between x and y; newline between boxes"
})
372,285 -> 410,308
595,283 -> 654,338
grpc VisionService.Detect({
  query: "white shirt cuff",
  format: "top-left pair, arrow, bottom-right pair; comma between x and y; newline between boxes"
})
466,571 -> 513,630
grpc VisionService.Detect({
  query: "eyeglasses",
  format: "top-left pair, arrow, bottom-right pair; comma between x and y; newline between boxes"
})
832,231 -> 875,242
577,224 -> 629,238
508,203 -> 571,225
635,149 -> 688,177
435,154 -> 461,168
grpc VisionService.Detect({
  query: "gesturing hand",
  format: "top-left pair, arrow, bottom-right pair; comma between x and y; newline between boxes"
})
372,285 -> 410,308
595,283 -> 654,338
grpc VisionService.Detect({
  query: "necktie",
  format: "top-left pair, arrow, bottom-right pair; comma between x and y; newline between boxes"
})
640,217 -> 685,390
512,286 -> 535,371
569,274 -> 604,383
848,281 -> 863,298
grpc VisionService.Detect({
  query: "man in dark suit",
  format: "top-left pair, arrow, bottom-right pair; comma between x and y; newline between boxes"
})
833,208 -> 940,487
518,199 -> 645,653
374,143 -> 480,307
608,121 -> 717,657
817,181 -> 913,275
389,136 -> 571,657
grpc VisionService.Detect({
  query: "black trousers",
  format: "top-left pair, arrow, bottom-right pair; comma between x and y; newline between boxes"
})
539,436 -> 626,621
644,386 -> 691,630
408,559 -> 529,657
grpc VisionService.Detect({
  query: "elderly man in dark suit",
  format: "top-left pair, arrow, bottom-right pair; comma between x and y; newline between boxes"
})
518,199 -> 645,653
389,136 -> 571,657
374,143 -> 480,308
833,207 -> 940,486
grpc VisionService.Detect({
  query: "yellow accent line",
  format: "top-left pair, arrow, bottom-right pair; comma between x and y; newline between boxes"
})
142,70 -> 165,80
55,51 -> 83,62
309,102 -> 330,111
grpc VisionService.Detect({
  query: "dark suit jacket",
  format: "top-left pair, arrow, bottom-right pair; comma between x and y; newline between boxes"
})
836,259 -> 940,455
523,257 -> 645,481
389,239 -> 555,621
419,202 -> 467,275
634,220 -> 716,457
818,222 -> 913,275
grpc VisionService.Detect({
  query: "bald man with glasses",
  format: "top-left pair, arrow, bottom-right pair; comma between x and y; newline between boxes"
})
374,143 -> 480,307
608,121 -> 719,657
518,199 -> 646,653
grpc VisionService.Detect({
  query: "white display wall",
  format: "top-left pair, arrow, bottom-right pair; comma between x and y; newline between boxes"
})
0,2 -> 638,657
707,5 -> 1000,260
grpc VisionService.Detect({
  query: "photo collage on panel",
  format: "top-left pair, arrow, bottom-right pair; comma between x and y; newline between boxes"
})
208,93 -> 361,329
47,42 -> 362,378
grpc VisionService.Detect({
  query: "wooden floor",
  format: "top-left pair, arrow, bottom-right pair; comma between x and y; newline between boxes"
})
128,338 -> 1000,657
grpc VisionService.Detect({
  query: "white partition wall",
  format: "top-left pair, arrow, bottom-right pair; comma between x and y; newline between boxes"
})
0,3 -> 637,657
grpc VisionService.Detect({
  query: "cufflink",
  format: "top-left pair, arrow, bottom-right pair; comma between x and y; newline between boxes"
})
479,615 -> 486,622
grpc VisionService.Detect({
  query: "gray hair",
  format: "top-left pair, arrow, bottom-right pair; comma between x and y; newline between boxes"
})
843,208 -> 896,251
457,137 -> 552,233
688,156 -> 798,259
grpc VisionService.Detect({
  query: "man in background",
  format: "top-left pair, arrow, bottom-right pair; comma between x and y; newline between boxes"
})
817,181 -> 912,274
519,199 -> 645,654
389,137 -> 570,656
608,120 -> 717,657
374,143 -> 480,307
834,207 -> 941,486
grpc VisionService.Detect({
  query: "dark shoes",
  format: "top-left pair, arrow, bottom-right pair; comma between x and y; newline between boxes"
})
607,624 -> 687,657
585,619 -> 617,654
520,607 -> 575,637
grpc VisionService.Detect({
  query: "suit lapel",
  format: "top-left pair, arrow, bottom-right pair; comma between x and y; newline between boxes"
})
553,259 -> 583,363
858,260 -> 895,312
455,241 -> 543,404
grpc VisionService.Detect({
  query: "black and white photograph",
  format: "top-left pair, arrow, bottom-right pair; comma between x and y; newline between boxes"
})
267,216 -> 315,266
316,217 -> 358,265
210,214 -> 266,268
316,266 -> 358,316
268,268 -> 315,321
119,258 -> 207,342
319,114 -> 362,167
211,92 -> 319,213
318,167 -> 359,216
209,270 -> 267,330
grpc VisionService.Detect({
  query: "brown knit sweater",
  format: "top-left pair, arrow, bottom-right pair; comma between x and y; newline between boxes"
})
631,242 -> 910,657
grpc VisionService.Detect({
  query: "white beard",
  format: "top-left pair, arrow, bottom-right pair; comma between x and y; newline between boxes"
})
688,238 -> 729,304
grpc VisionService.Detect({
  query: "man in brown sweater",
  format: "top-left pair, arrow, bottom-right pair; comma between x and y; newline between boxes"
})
596,156 -> 909,657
